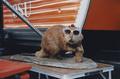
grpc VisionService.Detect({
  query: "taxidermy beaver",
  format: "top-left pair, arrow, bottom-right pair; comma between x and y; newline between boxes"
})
35,24 -> 84,62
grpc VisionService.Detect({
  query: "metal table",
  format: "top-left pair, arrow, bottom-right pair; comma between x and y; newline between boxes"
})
30,63 -> 113,79
0,55 -> 114,79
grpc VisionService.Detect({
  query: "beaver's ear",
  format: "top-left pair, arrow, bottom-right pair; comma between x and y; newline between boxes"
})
70,24 -> 75,27
68,24 -> 75,28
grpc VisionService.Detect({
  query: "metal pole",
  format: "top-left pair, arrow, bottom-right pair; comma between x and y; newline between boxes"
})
108,71 -> 112,79
2,0 -> 43,37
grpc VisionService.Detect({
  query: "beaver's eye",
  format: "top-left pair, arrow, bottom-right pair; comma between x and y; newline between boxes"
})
64,29 -> 71,34
73,30 -> 79,35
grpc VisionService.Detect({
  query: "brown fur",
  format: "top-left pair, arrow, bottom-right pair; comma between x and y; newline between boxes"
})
35,25 -> 84,62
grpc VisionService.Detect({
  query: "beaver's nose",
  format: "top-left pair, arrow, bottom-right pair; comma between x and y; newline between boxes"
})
69,39 -> 74,43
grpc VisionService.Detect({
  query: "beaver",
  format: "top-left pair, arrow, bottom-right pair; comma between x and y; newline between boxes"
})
35,24 -> 84,62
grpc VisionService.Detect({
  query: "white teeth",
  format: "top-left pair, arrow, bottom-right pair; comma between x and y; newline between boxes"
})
65,51 -> 73,54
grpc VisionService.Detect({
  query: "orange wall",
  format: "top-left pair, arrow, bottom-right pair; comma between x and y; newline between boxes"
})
83,0 -> 120,30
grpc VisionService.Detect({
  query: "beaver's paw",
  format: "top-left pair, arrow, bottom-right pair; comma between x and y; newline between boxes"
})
75,57 -> 83,63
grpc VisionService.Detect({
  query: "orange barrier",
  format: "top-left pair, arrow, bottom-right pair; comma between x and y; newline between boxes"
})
0,59 -> 31,79
4,0 -> 81,28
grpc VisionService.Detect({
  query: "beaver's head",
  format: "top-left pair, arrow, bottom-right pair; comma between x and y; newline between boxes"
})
63,24 -> 83,45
